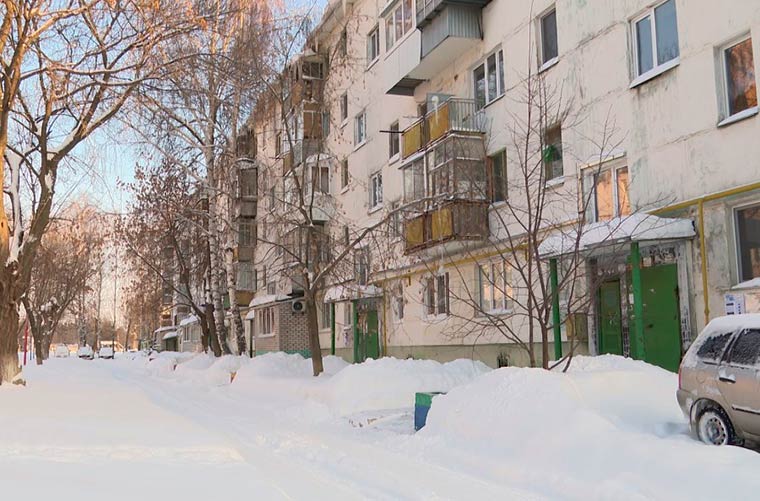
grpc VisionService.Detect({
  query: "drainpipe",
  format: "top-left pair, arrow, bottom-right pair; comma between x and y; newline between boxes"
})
330,302 -> 336,356
549,258 -> 562,360
629,242 -> 646,360
653,181 -> 760,327
697,200 -> 710,326
352,300 -> 359,363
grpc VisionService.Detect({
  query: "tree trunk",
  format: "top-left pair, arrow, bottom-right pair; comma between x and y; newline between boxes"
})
33,334 -> 44,365
305,296 -> 324,377
207,207 -> 231,354
224,246 -> 246,355
205,302 -> 222,356
42,329 -> 52,360
0,301 -> 22,385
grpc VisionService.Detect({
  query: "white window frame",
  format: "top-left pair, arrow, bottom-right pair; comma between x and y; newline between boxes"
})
473,48 -> 505,110
258,306 -> 275,337
718,34 -> 759,126
308,163 -> 330,194
354,110 -> 367,147
320,301 -> 331,330
369,171 -> 383,210
629,0 -> 680,88
391,282 -> 405,323
583,163 -> 630,223
367,25 -> 380,67
389,120 -> 400,160
384,0 -> 414,52
478,260 -> 513,315
538,6 -> 559,70
340,158 -> 350,190
340,93 -> 348,124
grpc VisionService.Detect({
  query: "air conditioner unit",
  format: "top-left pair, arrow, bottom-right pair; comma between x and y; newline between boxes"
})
291,299 -> 306,314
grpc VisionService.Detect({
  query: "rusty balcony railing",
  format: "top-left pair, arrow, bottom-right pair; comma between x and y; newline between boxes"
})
400,98 -> 485,160
403,199 -> 489,253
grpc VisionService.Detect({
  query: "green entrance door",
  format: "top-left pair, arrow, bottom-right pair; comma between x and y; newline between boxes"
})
598,279 -> 623,355
640,264 -> 682,372
353,305 -> 380,363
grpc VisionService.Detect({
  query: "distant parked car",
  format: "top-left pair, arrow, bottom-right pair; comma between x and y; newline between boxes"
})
54,345 -> 70,358
98,346 -> 115,359
77,346 -> 94,360
677,314 -> 760,446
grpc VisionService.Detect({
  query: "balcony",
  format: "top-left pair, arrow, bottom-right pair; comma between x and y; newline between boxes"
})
401,98 -> 486,159
404,200 -> 489,253
281,138 -> 322,175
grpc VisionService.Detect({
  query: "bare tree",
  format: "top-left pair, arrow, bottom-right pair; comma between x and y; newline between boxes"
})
0,0 -> 193,384
22,202 -> 105,362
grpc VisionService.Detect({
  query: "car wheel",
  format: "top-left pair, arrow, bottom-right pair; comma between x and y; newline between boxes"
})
697,407 -> 735,446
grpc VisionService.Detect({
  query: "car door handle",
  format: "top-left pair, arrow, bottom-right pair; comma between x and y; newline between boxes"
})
718,372 -> 736,384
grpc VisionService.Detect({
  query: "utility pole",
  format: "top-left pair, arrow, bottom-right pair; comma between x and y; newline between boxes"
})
112,242 -> 118,351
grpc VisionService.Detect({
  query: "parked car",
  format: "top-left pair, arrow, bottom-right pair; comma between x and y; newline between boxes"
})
98,346 -> 115,359
77,346 -> 94,360
677,314 -> 760,446
54,345 -> 70,358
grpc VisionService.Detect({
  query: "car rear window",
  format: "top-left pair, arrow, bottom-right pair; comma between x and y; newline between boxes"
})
696,331 -> 734,363
727,329 -> 760,367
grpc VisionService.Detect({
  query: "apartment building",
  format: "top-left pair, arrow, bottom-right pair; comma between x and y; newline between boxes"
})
247,0 -> 760,370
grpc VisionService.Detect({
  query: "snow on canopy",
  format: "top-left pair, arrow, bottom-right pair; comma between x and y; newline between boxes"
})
538,213 -> 696,258
248,294 -> 290,308
161,330 -> 178,340
324,284 -> 383,303
179,315 -> 199,327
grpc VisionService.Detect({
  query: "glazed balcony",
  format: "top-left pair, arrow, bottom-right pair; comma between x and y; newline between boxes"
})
404,200 -> 489,253
401,98 -> 486,159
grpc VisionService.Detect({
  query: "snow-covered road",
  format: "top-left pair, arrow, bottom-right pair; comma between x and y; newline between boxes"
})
0,357 -> 537,501
3,353 -> 760,501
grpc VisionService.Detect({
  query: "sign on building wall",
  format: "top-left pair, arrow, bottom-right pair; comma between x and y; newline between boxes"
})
724,293 -> 746,315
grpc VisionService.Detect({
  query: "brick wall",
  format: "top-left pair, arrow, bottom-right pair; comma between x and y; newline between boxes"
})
276,301 -> 311,356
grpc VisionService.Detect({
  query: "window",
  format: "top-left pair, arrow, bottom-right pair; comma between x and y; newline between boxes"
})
489,150 -> 507,202
237,262 -> 255,291
275,132 -> 282,157
239,168 -> 257,198
239,220 -> 254,247
474,49 -> 505,109
339,28 -> 347,57
369,171 -> 383,209
585,166 -> 630,222
322,111 -> 330,138
302,61 -> 324,79
722,36 -> 757,118
343,225 -> 350,246
736,205 -> 760,281
478,260 -> 512,313
728,329 -> 760,366
340,93 -> 348,122
389,200 -> 402,239
354,248 -> 369,285
340,159 -> 350,189
424,274 -> 450,317
696,331 -> 733,363
320,301 -> 332,330
539,7 -> 558,66
392,283 -> 404,321
309,164 -> 330,194
258,306 -> 275,336
632,0 -> 679,78
354,110 -> 367,146
543,125 -> 563,181
367,26 -> 380,64
389,121 -> 400,159
268,185 -> 275,210
343,303 -> 353,329
385,0 -> 413,50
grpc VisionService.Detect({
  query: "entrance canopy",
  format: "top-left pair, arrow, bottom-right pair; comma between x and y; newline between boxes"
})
324,284 -> 383,303
539,214 -> 696,258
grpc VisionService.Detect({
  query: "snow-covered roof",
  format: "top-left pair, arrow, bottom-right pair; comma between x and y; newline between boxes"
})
538,214 -> 695,258
324,284 -> 383,303
179,315 -> 199,327
153,326 -> 177,334
732,278 -> 760,291
245,309 -> 256,320
249,294 -> 290,308
161,330 -> 178,340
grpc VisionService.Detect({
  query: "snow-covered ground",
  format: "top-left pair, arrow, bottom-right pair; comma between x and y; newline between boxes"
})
1,353 -> 759,500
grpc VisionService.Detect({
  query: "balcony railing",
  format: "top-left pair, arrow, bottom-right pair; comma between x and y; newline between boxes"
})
404,199 -> 489,253
401,98 -> 485,160
281,139 -> 322,175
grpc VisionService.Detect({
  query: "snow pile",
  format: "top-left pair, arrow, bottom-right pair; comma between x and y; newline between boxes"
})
324,357 -> 490,416
421,355 -> 760,499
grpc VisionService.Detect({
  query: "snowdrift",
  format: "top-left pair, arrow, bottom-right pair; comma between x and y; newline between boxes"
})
420,356 -> 760,500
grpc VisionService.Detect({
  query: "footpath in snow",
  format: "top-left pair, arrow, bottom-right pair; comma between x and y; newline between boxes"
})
1,352 -> 759,500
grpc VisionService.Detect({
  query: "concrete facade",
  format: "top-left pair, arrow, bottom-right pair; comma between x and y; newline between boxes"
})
250,0 -> 760,369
